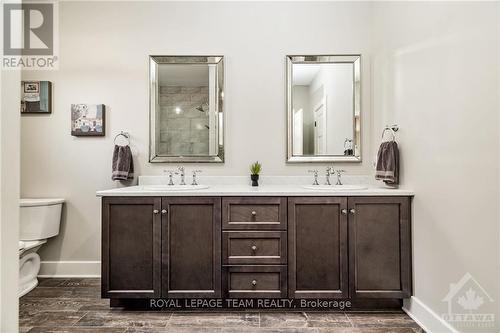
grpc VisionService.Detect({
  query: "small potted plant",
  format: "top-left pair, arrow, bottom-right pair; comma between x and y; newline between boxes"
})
249,161 -> 262,187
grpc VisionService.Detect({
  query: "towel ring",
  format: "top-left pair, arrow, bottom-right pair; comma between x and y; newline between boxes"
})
114,132 -> 130,145
381,125 -> 398,141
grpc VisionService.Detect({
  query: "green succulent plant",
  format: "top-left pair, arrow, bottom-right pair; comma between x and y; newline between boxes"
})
249,161 -> 262,175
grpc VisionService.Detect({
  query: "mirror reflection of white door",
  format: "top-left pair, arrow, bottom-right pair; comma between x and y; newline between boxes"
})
314,98 -> 327,155
293,108 -> 303,155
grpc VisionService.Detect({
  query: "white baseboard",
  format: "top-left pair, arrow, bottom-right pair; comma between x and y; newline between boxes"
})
403,296 -> 459,333
38,261 -> 101,278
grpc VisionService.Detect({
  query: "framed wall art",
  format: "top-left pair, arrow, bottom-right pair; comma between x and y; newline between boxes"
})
71,104 -> 105,137
21,81 -> 52,114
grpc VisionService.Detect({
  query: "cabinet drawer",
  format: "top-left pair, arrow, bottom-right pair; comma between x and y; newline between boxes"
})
224,265 -> 287,298
222,197 -> 287,230
223,231 -> 287,265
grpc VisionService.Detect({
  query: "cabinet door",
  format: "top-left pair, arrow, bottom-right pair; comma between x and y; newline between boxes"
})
102,197 -> 161,298
288,197 -> 348,298
162,197 -> 221,298
348,197 -> 411,298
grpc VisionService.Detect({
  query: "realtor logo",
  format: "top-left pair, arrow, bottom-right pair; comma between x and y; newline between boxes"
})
442,273 -> 495,329
2,2 -> 58,69
3,3 -> 53,55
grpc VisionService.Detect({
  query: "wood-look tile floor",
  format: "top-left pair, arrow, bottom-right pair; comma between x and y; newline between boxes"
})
20,279 -> 424,333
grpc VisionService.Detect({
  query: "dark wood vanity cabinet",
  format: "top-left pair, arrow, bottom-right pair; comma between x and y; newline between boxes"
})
288,196 -> 411,299
288,197 -> 349,299
101,196 -> 221,299
102,195 -> 412,303
348,197 -> 411,298
101,197 -> 162,298
162,197 -> 222,298
222,197 -> 288,298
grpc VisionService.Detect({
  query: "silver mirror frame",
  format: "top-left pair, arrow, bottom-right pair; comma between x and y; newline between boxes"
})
149,55 -> 225,163
286,55 -> 362,163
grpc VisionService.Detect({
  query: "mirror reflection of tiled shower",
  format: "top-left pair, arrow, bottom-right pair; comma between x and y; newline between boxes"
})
158,64 -> 210,156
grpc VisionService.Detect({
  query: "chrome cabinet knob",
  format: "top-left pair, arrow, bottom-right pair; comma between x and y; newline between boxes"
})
350,209 -> 356,214
251,211 -> 257,216
341,209 -> 348,215
153,209 -> 159,214
161,209 -> 167,214
251,245 -> 257,252
251,280 -> 257,286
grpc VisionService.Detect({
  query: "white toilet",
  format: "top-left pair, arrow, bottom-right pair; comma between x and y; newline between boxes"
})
19,198 -> 64,297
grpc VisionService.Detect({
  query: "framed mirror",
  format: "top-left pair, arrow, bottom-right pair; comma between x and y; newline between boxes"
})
286,55 -> 361,163
149,56 -> 224,163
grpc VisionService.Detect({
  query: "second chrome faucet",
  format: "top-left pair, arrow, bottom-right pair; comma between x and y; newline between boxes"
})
164,167 -> 202,186
310,167 -> 345,186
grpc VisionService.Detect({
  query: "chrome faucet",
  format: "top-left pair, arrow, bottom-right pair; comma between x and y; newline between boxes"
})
335,169 -> 346,186
164,169 -> 176,185
308,170 -> 319,185
191,170 -> 202,186
178,166 -> 186,185
325,167 -> 334,185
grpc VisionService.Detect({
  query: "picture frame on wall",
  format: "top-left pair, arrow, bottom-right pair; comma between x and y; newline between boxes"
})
71,104 -> 106,137
24,82 -> 39,93
20,81 -> 52,114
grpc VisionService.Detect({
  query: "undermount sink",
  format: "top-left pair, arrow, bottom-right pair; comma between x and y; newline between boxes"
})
140,185 -> 209,191
302,185 -> 368,191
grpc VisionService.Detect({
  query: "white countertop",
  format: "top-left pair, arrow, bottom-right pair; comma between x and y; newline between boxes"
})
96,184 -> 414,197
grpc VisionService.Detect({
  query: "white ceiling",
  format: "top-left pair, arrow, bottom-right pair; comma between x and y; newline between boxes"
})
158,64 -> 209,86
292,64 -> 320,85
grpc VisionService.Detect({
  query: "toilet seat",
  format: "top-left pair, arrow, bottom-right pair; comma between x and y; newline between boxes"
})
18,240 -> 46,255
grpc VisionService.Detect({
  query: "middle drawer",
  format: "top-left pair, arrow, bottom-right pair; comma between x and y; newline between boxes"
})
223,231 -> 287,265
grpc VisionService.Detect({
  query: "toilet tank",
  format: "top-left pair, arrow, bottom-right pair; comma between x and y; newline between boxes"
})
20,198 -> 65,241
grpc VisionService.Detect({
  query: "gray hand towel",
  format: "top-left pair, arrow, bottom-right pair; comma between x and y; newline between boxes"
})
375,141 -> 399,185
112,145 -> 134,181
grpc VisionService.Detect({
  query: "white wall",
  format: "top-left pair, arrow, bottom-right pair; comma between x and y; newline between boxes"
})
372,2 -> 499,332
1,2 -> 21,330
0,61 -> 21,333
21,1 -> 373,269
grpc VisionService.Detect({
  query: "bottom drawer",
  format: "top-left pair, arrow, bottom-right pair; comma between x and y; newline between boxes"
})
224,265 -> 287,298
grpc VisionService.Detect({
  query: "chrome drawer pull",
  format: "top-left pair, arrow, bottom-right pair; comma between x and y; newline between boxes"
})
153,209 -> 159,214
251,211 -> 257,216
251,280 -> 257,286
251,245 -> 257,252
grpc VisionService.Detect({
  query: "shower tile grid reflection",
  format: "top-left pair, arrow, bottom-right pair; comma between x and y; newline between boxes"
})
159,86 -> 210,156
